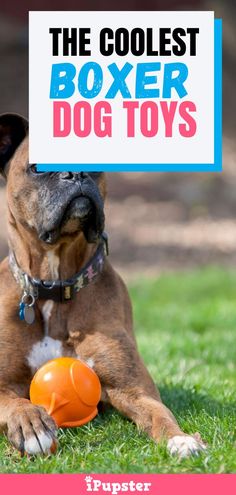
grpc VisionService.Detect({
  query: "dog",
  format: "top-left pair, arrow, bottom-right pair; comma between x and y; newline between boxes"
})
0,113 -> 206,458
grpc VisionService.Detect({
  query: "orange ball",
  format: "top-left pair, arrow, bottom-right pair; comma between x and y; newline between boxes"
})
30,357 -> 101,428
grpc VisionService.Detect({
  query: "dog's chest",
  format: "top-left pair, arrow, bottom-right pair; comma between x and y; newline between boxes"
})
27,252 -> 72,373
26,252 -> 94,374
27,300 -> 73,373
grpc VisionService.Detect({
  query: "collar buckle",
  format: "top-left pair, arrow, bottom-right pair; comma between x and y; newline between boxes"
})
32,279 -> 75,303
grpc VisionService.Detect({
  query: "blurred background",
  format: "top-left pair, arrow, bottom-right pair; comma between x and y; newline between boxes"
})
0,0 -> 235,280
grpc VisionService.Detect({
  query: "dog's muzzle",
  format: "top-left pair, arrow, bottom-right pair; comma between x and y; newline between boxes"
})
38,172 -> 105,244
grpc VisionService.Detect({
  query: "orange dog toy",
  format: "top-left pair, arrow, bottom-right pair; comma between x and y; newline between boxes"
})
30,357 -> 101,428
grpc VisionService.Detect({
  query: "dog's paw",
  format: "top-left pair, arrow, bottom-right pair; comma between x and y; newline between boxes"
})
167,434 -> 207,459
7,399 -> 58,456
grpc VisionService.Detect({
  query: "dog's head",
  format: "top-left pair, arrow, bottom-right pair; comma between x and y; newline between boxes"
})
0,113 -> 106,246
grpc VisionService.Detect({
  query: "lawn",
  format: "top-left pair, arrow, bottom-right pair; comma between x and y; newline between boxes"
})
0,266 -> 235,473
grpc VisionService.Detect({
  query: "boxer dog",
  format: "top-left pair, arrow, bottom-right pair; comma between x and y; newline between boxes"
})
0,113 -> 206,458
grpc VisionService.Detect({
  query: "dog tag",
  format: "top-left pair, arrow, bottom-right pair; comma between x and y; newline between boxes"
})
23,305 -> 35,325
19,293 -> 36,325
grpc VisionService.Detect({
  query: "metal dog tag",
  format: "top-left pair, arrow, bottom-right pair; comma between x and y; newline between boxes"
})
23,305 -> 35,325
19,293 -> 35,325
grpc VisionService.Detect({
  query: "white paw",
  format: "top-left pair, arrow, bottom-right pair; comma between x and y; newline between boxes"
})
167,435 -> 207,459
24,431 -> 53,455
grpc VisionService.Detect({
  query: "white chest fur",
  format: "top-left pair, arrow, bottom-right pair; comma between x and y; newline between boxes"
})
27,337 -> 94,374
27,336 -> 63,373
41,300 -> 54,335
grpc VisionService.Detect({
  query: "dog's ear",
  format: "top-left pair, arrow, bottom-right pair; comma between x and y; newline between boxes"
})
0,113 -> 28,177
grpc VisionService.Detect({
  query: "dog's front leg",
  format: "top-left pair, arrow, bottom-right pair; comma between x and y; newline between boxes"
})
105,388 -> 206,458
74,330 -> 206,458
0,387 -> 57,455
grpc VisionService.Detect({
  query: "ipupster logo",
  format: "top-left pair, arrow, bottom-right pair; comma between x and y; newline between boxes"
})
84,476 -> 152,495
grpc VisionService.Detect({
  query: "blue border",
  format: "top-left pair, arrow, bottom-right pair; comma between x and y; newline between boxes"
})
38,19 -> 222,173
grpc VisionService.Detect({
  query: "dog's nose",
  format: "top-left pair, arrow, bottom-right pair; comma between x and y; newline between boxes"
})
59,172 -> 88,182
59,172 -> 75,181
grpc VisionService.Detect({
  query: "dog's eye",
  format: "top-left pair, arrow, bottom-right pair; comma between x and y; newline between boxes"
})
29,164 -> 46,175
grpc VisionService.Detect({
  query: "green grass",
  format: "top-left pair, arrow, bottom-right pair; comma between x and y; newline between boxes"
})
0,266 -> 236,473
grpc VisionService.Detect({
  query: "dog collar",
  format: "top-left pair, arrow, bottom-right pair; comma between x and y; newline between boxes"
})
9,232 -> 109,308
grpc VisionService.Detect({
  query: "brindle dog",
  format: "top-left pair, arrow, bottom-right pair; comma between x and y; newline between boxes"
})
0,113 -> 206,458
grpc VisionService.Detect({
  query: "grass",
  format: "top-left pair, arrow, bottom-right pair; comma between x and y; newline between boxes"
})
0,266 -> 235,473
